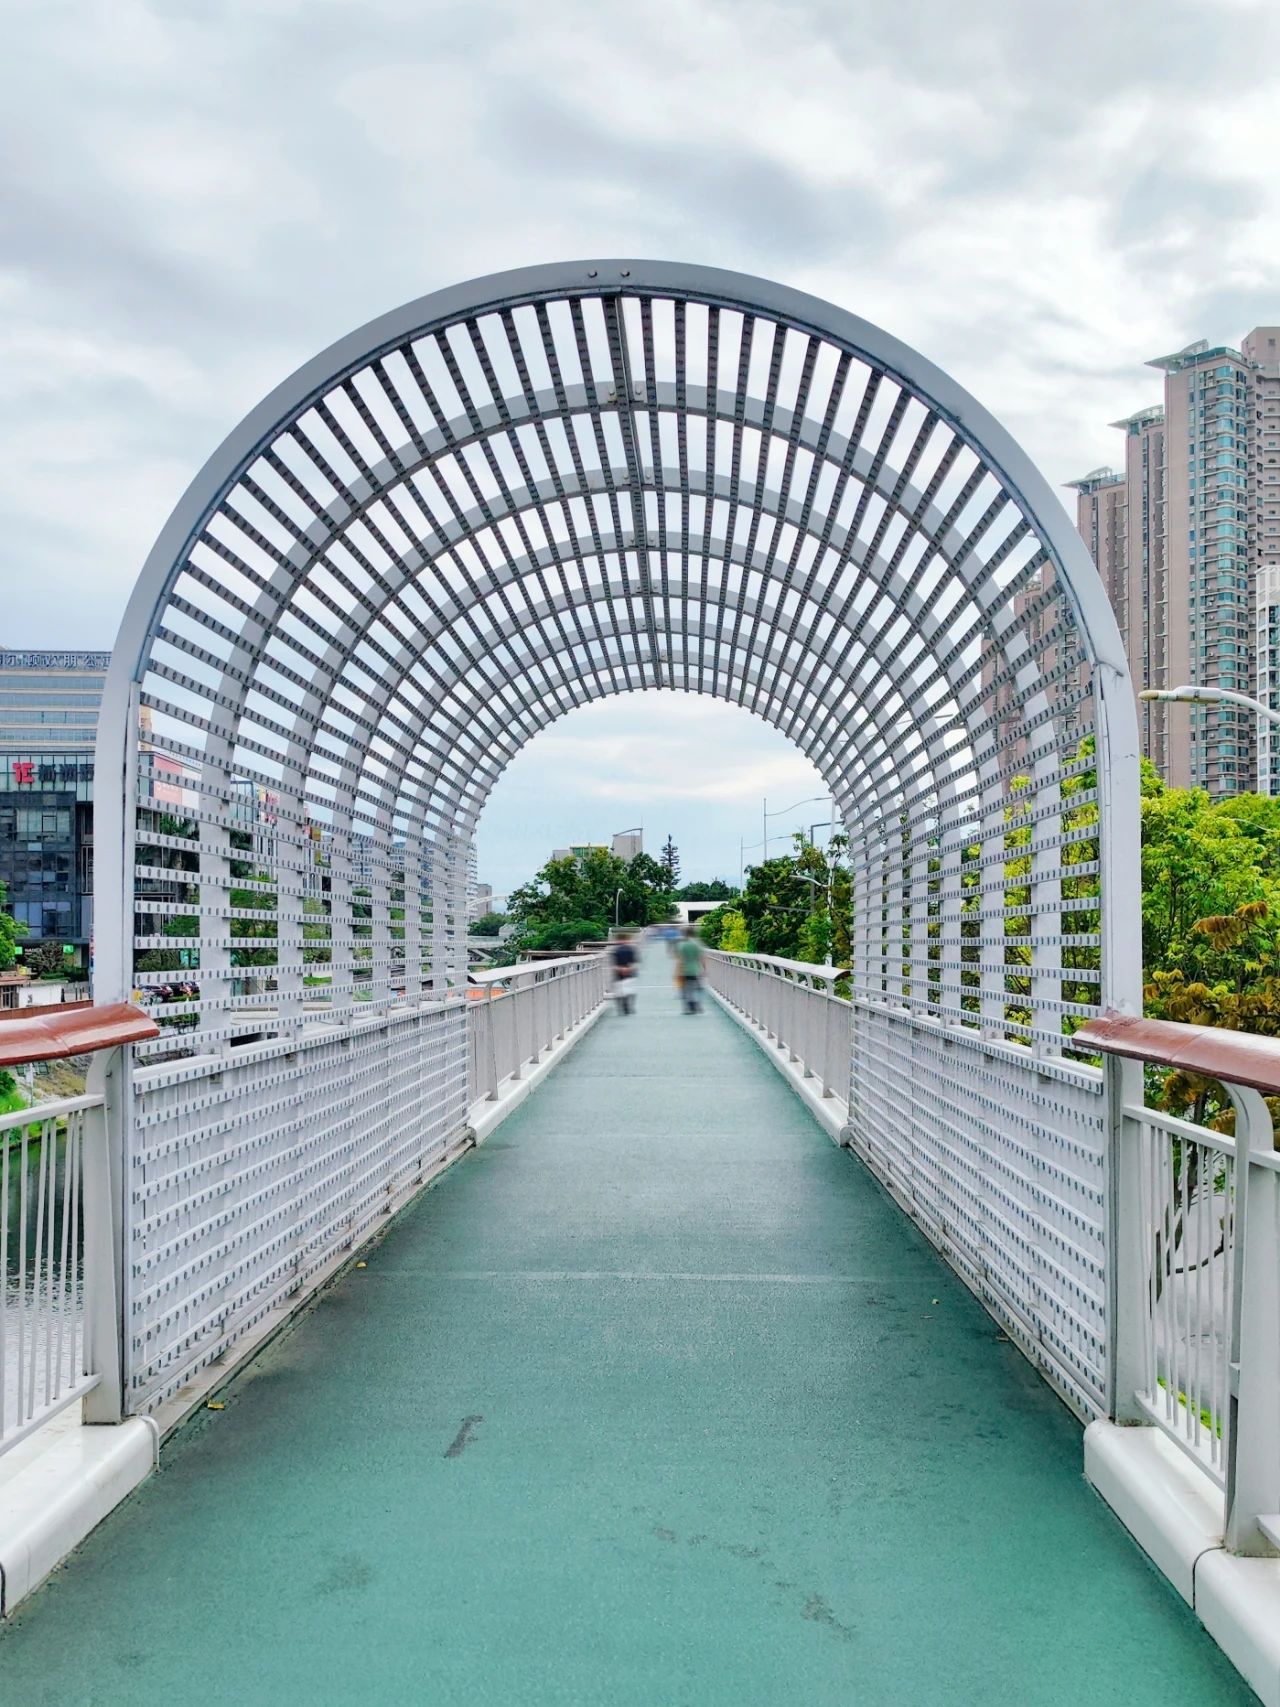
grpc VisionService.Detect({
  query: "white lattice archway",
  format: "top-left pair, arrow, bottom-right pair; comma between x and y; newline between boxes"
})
93,262 -> 1143,1417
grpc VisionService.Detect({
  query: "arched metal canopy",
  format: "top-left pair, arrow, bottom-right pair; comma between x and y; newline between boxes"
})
95,260 -> 1141,1045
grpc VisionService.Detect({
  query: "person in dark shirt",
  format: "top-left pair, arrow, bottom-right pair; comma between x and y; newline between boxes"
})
609,931 -> 639,1015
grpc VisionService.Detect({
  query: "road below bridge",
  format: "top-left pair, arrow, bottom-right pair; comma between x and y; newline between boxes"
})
0,954 -> 1254,1704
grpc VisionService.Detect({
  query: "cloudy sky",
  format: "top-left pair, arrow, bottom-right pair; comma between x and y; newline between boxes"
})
5,0 -> 1279,889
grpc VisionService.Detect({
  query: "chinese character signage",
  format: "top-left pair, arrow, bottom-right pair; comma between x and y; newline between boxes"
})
0,651 -> 111,670
2,755 -> 93,792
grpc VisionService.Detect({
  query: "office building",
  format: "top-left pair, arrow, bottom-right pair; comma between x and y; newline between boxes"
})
611,829 -> 643,861
550,843 -> 608,863
0,650 -> 110,967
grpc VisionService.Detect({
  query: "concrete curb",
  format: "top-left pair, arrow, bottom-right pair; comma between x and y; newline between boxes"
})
0,1416 -> 157,1615
706,987 -> 848,1142
1085,1419 -> 1280,1705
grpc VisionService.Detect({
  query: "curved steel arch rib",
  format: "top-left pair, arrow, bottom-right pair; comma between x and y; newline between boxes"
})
96,260 -> 1141,1052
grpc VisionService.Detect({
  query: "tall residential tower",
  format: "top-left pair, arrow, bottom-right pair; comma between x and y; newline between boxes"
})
1071,328 -> 1280,795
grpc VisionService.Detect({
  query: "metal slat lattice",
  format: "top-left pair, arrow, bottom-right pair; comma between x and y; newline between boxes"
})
97,261 -> 1141,1417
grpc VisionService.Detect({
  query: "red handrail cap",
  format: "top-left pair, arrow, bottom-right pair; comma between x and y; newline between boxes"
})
0,1002 -> 160,1068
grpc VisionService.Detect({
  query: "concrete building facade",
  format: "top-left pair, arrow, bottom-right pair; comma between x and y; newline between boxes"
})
0,650 -> 110,968
1256,562 -> 1280,796
1072,328 -> 1280,796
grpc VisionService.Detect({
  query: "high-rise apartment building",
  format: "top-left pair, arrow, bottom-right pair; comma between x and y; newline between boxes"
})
1256,563 -> 1280,796
1147,340 -> 1253,795
1245,329 -> 1280,795
1071,329 -> 1280,796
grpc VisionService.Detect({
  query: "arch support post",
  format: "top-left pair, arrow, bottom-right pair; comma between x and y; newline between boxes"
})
1103,1051 -> 1148,1427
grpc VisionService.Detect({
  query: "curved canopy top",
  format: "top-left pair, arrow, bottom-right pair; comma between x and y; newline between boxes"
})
96,259 -> 1139,1030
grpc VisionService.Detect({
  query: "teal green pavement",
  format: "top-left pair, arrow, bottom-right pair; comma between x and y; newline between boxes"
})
0,955 -> 1255,1705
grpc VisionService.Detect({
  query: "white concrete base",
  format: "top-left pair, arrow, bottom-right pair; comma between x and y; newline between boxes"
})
0,1411 -> 157,1615
468,1001 -> 606,1145
1198,1550 -> 1280,1707
1084,1418 -> 1224,1604
706,988 -> 848,1142
1086,1419 -> 1280,1705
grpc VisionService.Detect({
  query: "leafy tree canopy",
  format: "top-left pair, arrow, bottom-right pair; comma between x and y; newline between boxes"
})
0,879 -> 25,973
504,848 -> 676,949
469,912 -> 507,938
677,879 -> 739,902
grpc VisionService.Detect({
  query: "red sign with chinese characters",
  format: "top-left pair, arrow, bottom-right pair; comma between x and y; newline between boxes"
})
11,761 -> 34,785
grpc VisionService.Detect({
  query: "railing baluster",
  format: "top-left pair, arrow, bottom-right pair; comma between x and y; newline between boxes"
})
1223,1084 -> 1280,1555
0,1091 -> 110,1455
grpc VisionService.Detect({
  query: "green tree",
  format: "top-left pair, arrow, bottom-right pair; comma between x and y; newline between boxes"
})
678,879 -> 738,902
469,911 -> 507,938
505,847 -> 676,945
0,878 -> 25,972
731,832 -> 851,964
719,909 -> 750,953
1141,785 -> 1272,981
521,918 -> 609,952
23,937 -> 68,977
659,836 -> 681,888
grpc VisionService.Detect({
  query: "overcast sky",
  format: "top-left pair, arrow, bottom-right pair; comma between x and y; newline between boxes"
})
5,0 -> 1279,889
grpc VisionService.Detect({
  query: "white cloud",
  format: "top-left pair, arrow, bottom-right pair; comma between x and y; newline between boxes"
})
5,0 -> 1280,880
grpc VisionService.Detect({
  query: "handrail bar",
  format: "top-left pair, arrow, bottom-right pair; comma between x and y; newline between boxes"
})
710,950 -> 847,983
0,1092 -> 103,1134
1076,1011 -> 1280,1099
0,1001 -> 159,1067
469,954 -> 600,985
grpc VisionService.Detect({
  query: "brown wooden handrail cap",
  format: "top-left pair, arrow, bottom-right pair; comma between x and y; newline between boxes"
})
1075,1011 -> 1280,1098
0,1002 -> 160,1068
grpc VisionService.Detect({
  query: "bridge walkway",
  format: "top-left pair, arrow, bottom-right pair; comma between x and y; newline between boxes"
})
0,955 -> 1253,1704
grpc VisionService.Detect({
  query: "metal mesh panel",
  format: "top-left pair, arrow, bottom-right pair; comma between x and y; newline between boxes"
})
126,1005 -> 468,1413
848,1002 -> 1107,1415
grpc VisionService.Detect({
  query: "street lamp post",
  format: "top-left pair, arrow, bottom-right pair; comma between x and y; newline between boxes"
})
1139,685 -> 1280,729
1140,686 -> 1280,791
739,836 -> 764,888
761,794 -> 833,859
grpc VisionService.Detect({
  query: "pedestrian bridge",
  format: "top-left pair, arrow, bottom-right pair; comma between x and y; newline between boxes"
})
1,262 -> 1278,1703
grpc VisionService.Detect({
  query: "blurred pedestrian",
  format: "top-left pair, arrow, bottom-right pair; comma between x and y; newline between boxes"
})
676,927 -> 705,1014
609,929 -> 639,1015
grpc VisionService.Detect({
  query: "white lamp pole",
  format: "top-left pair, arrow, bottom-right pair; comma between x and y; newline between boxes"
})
1139,684 -> 1280,730
1140,684 -> 1280,792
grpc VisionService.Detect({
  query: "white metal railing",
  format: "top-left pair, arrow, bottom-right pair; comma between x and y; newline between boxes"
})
467,954 -> 608,1106
0,1095 -> 104,1455
1084,1018 -> 1280,1557
703,951 -> 851,1110
1132,1105 -> 1237,1486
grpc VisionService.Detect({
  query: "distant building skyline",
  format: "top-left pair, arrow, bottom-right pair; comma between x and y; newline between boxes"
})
1070,326 -> 1280,796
